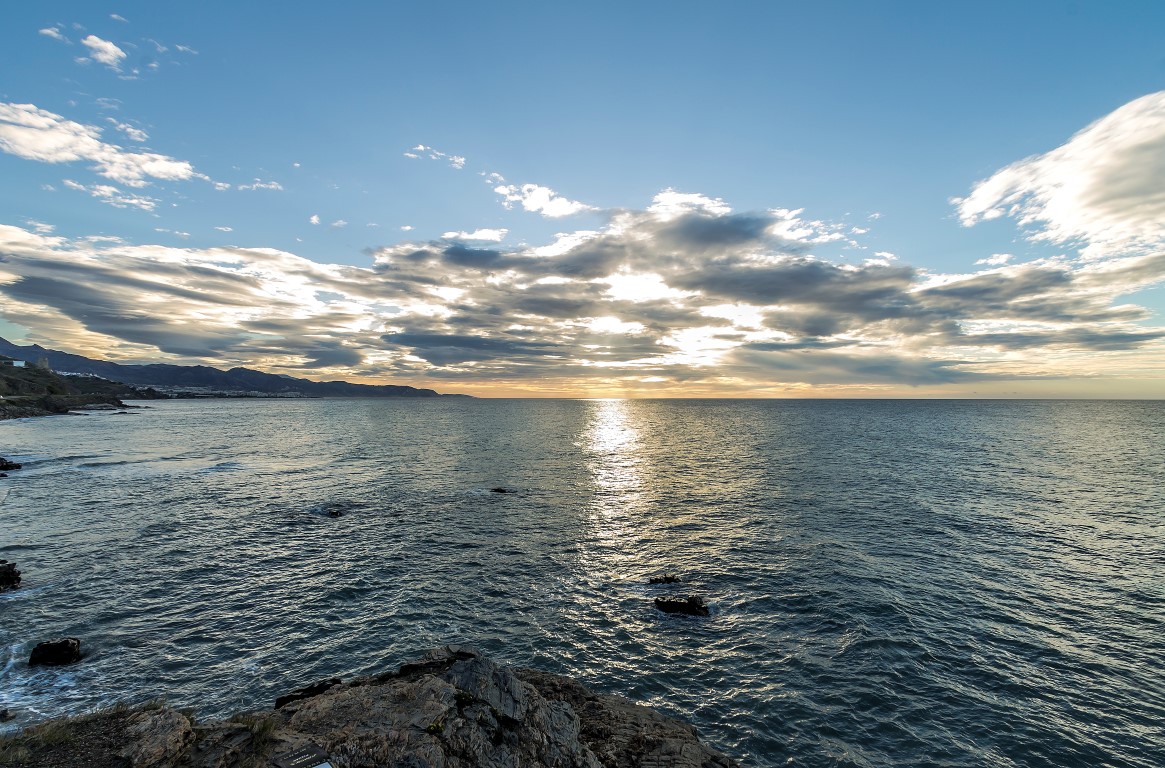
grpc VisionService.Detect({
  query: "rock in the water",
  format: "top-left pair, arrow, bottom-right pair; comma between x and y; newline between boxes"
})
654,596 -> 710,616
0,457 -> 21,471
0,559 -> 20,590
28,637 -> 82,666
0,472 -> 7,478
275,677 -> 342,709
489,486 -> 516,494
0,708 -> 13,722
649,573 -> 681,584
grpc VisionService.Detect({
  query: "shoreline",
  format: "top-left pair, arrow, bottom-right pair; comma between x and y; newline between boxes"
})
0,646 -> 739,767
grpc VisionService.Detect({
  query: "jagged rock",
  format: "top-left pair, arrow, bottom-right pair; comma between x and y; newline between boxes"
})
654,596 -> 710,616
490,486 -> 516,493
275,677 -> 342,709
119,708 -> 194,767
0,472 -> 7,478
0,559 -> 20,590
0,458 -> 21,471
649,574 -> 681,584
28,637 -> 82,666
0,708 -> 13,722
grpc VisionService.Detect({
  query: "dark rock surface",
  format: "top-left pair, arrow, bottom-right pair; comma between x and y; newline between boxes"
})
0,560 -> 20,590
28,638 -> 82,667
490,486 -> 516,494
654,596 -> 711,616
650,574 -> 681,584
0,458 -> 21,471
275,677 -> 342,709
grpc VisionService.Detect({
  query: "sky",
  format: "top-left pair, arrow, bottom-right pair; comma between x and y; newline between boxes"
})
1,1 -> 1164,398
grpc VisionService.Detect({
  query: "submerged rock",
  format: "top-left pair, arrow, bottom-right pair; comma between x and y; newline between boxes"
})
3,647 -> 739,767
654,596 -> 711,616
0,559 -> 20,590
489,486 -> 516,494
0,458 -> 21,471
649,573 -> 681,584
28,637 -> 82,666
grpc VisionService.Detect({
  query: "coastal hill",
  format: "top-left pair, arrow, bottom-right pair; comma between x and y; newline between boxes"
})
0,356 -> 163,418
0,337 -> 465,399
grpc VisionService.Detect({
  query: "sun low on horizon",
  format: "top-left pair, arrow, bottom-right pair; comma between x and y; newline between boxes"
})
1,1 -> 1164,399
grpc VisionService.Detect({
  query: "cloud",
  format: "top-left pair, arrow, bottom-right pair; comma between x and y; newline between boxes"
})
62,178 -> 158,211
955,91 -> 1165,259
309,214 -> 320,225
494,183 -> 595,218
441,228 -> 508,242
110,13 -> 128,22
107,119 -> 148,142
405,144 -> 467,169
80,35 -> 127,70
237,179 -> 283,191
331,219 -> 348,228
0,102 -> 202,187
1,173 -> 1162,393
215,226 -> 233,232
39,27 -> 68,43
975,253 -> 1013,266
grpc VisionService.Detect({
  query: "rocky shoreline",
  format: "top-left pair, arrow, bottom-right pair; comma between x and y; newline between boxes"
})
0,646 -> 740,767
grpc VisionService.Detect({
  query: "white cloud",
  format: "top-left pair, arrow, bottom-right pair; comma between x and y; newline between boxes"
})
80,35 -> 127,70
107,119 -> 148,142
648,189 -> 732,219
213,181 -> 231,191
0,102 -> 201,187
449,155 -> 466,169
63,178 -> 158,211
39,27 -> 68,42
956,91 -> 1165,259
174,44 -> 197,54
400,225 -> 414,231
309,214 -> 320,225
331,219 -> 348,228
442,228 -> 509,242
495,183 -> 594,218
110,14 -> 128,22
406,144 -> 468,169
975,253 -> 1013,266
215,226 -> 233,232
237,179 -> 283,191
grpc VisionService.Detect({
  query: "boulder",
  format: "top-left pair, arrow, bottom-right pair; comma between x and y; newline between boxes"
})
0,458 -> 21,471
489,486 -> 516,494
0,559 -> 20,590
654,596 -> 710,616
649,573 -> 680,584
28,637 -> 82,666
0,709 -> 13,722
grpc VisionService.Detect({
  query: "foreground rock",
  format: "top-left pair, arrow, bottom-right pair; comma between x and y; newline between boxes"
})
28,638 -> 82,666
0,560 -> 20,590
0,457 -> 21,471
0,646 -> 739,767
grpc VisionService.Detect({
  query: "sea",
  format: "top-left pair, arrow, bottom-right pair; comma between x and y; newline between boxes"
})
1,398 -> 1162,767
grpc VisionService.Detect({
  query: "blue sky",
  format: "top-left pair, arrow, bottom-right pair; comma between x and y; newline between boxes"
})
1,1 -> 1164,396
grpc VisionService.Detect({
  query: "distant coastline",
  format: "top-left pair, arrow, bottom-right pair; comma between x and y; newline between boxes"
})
0,336 -> 468,415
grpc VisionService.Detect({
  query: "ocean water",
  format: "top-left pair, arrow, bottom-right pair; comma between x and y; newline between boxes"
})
1,398 -> 1162,767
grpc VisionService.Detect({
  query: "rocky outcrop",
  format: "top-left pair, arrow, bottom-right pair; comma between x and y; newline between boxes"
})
0,457 -> 21,471
28,637 -> 82,666
654,596 -> 710,617
649,574 -> 680,584
0,559 -> 20,590
0,647 -> 739,767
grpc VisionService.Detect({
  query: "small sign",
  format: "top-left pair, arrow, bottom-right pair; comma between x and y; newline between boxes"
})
272,743 -> 333,768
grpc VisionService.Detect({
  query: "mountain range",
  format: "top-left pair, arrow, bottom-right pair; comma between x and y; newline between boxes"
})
0,337 -> 465,398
